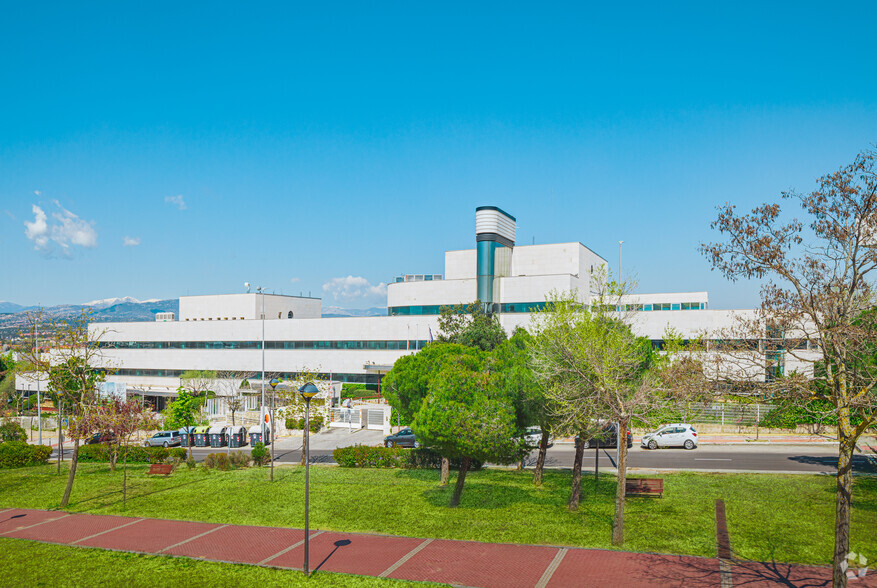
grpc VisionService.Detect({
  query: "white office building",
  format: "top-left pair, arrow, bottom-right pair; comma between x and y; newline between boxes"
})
70,206 -> 802,415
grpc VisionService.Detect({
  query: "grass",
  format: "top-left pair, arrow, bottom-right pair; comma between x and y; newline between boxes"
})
0,462 -> 875,566
0,538 -> 444,587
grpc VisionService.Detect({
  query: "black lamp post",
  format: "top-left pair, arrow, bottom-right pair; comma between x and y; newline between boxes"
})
298,381 -> 319,576
269,378 -> 280,482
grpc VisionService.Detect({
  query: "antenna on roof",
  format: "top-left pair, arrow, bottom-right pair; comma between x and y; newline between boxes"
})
245,282 -> 251,293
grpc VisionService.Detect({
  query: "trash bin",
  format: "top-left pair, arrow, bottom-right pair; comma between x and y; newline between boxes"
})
228,425 -> 247,448
208,425 -> 227,448
178,426 -> 195,448
193,425 -> 210,447
248,424 -> 262,446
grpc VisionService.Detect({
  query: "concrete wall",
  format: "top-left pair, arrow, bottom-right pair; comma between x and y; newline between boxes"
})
179,293 -> 321,321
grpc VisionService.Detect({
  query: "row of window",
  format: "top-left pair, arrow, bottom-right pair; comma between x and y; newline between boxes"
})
388,302 -> 548,316
114,368 -> 382,385
99,340 -> 429,351
388,301 -> 707,316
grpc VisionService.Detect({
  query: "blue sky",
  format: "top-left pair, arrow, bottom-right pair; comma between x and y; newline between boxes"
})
2,2 -> 876,309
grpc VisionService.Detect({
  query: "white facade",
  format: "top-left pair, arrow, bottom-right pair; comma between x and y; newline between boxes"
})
77,206 -> 795,408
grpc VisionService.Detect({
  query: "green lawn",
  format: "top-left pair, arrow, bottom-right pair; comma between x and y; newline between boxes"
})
1,463 -> 874,566
0,538 -> 444,587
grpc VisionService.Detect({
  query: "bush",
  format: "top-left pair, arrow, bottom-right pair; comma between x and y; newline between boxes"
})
228,451 -> 250,468
251,442 -> 269,466
147,447 -> 170,464
204,452 -> 230,471
170,447 -> 188,463
0,421 -> 27,442
333,445 -> 410,468
185,456 -> 196,469
0,441 -> 52,468
78,444 -> 152,463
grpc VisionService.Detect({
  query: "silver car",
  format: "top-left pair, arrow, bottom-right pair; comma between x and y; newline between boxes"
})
144,430 -> 182,448
641,423 -> 698,450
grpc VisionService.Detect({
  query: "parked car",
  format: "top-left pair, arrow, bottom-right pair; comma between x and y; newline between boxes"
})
579,423 -> 633,449
143,430 -> 182,448
384,427 -> 419,448
85,432 -> 116,445
521,426 -> 554,449
641,423 -> 698,450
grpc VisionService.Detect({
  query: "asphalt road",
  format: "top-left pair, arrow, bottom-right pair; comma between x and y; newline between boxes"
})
167,443 -> 876,474
53,432 -> 876,474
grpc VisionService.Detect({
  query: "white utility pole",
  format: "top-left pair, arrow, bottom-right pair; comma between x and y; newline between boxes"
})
258,287 -> 266,439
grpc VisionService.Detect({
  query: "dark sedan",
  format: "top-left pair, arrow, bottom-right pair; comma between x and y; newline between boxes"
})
384,427 -> 419,448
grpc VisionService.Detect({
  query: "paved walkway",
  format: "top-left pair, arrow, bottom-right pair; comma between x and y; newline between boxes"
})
1,507 -> 872,587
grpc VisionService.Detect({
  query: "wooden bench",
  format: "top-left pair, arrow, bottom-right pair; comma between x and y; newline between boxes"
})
625,478 -> 663,497
147,463 -> 173,476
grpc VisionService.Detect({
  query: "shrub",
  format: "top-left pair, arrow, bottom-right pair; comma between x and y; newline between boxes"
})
78,444 -> 153,463
251,442 -> 269,466
228,451 -> 250,468
286,415 -> 326,432
333,445 -> 409,468
0,441 -> 52,468
147,447 -> 170,464
170,447 -> 188,463
204,452 -> 231,471
0,421 -> 27,442
185,456 -> 196,469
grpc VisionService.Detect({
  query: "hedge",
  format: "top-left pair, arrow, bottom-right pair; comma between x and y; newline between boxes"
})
0,442 -> 52,468
332,445 -> 482,470
0,421 -> 27,442
77,444 -> 172,464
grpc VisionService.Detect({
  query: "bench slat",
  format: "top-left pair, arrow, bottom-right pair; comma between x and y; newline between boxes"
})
147,464 -> 173,476
625,478 -> 663,497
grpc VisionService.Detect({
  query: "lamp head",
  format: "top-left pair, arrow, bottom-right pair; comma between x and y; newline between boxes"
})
269,378 -> 280,390
299,382 -> 319,399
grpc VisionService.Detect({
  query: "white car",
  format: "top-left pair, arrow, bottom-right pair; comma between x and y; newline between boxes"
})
521,427 -> 554,449
641,423 -> 698,450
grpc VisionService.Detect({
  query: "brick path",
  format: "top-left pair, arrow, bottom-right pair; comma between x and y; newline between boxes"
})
0,507 -> 873,587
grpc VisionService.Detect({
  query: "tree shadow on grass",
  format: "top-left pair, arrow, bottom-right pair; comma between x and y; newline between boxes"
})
69,475 -> 214,512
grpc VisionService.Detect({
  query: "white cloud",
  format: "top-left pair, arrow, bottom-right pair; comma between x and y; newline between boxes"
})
123,236 -> 141,247
165,195 -> 186,210
33,190 -> 41,196
322,276 -> 387,303
290,277 -> 300,284
24,201 -> 98,257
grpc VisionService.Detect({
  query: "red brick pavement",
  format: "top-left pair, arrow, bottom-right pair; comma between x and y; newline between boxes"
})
2,507 -> 867,588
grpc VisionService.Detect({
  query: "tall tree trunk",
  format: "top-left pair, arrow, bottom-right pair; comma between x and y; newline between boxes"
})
612,420 -> 629,546
57,407 -> 63,475
110,445 -> 117,472
534,430 -> 549,486
440,457 -> 450,485
187,430 -> 193,461
833,416 -> 856,588
60,437 -> 80,508
568,436 -> 585,511
450,457 -> 471,507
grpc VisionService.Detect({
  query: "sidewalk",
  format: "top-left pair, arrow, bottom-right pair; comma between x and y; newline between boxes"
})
1,507 -> 871,587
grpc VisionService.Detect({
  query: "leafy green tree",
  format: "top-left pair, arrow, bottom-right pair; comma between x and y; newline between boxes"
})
413,359 -> 522,506
489,328 -> 558,485
383,343 -> 482,484
437,301 -> 507,351
164,387 -> 209,460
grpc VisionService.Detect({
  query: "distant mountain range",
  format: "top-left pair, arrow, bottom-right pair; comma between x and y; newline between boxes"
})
0,298 -> 387,339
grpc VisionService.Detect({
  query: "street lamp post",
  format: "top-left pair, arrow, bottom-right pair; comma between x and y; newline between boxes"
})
269,378 -> 280,482
298,381 -> 319,577
257,287 -> 266,441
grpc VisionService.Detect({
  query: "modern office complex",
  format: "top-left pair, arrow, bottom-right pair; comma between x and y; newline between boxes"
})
16,206 -> 808,414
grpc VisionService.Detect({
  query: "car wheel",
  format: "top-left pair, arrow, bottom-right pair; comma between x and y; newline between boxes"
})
414,442 -> 420,448
684,440 -> 695,450
163,441 -> 169,448
144,441 -> 150,447
582,439 -> 590,449
385,441 -> 391,447
648,440 -> 658,450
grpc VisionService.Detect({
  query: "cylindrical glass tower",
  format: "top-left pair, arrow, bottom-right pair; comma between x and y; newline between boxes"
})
475,206 -> 516,312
